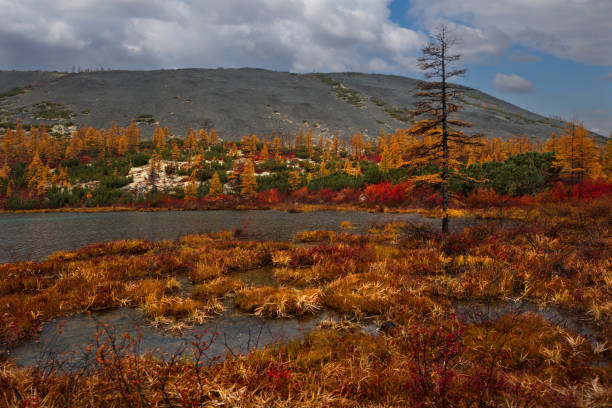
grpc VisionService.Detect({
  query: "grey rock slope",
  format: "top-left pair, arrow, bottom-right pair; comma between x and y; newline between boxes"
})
0,68 -> 593,141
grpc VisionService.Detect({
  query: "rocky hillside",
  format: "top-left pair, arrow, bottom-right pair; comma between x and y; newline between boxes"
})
0,68 -> 598,142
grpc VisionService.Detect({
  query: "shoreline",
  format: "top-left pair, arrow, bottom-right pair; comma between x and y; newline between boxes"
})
0,204 -> 532,222
0,204 -> 422,215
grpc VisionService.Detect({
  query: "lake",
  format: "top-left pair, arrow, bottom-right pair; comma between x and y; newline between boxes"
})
0,210 -> 474,263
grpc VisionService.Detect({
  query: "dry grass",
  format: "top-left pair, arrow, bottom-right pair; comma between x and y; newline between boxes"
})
1,199 -> 611,406
235,287 -> 323,318
193,276 -> 244,300
324,273 -> 398,317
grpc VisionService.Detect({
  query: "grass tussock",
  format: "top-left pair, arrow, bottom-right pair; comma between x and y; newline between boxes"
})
192,276 -> 244,300
235,286 -> 323,318
1,199 -> 612,406
324,273 -> 398,317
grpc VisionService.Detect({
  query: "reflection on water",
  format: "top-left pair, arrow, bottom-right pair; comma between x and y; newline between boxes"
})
234,267 -> 278,287
10,306 -> 378,368
0,210 -> 477,263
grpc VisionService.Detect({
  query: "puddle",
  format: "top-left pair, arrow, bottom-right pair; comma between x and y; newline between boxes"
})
10,306 -> 380,368
456,300 -> 603,346
234,267 -> 278,287
175,274 -> 195,296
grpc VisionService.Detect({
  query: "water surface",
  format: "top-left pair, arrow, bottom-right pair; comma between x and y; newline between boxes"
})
0,210 -> 475,263
10,306 -> 378,368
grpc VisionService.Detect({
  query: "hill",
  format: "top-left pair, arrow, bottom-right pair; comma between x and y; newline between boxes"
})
0,68 -> 598,141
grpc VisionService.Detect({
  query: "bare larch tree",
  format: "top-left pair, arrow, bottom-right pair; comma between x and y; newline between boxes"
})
409,25 -> 482,233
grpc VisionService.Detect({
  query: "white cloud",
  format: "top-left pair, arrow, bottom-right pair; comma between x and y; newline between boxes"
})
368,58 -> 389,72
0,0 -> 427,73
492,74 -> 536,93
409,0 -> 612,66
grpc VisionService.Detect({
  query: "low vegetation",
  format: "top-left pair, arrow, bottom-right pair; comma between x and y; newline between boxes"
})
0,198 -> 611,406
1,118 -> 610,214
312,73 -> 363,107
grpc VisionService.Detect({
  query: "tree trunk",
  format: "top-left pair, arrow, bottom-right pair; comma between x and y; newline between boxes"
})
441,31 -> 449,234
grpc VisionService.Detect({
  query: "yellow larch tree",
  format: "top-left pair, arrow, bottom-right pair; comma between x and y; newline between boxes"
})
351,133 -> 365,159
148,151 -> 162,191
317,135 -> 325,153
126,120 -> 141,151
0,163 -> 9,180
379,144 -> 394,172
185,129 -> 197,152
408,25 -> 482,232
240,160 -> 258,197
116,133 -> 129,156
27,151 -> 43,191
557,122 -> 599,184
294,129 -> 304,151
56,166 -> 71,189
288,169 -> 302,190
184,171 -> 199,200
271,137 -> 281,158
208,129 -> 218,146
544,132 -> 561,155
305,129 -> 314,155
208,171 -> 223,196
260,143 -> 269,159
241,135 -> 259,158
152,125 -> 166,150
319,160 -> 328,177
199,129 -> 208,146
0,163 -> 10,197
343,159 -> 353,174
171,141 -> 180,161
332,133 -> 339,156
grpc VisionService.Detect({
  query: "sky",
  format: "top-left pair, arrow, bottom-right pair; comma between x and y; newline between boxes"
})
1,0 -> 610,136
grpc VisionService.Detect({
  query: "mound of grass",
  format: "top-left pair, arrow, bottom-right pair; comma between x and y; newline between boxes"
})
135,114 -> 155,124
312,74 -> 363,107
370,97 -> 386,107
33,101 -> 74,120
384,107 -> 413,122
235,286 -> 323,317
0,86 -> 28,99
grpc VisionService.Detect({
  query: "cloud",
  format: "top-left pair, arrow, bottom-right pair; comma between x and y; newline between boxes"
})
492,74 -> 536,93
603,72 -> 612,81
0,0 -> 427,73
508,52 -> 541,63
409,0 -> 612,66
368,58 -> 389,72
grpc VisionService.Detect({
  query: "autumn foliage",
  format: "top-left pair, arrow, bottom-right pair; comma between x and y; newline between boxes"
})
1,198 -> 611,406
0,117 -> 610,214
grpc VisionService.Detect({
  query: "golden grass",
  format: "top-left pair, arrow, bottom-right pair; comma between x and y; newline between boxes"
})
324,273 -> 398,317
192,277 -> 244,301
235,286 -> 323,318
1,198 -> 611,406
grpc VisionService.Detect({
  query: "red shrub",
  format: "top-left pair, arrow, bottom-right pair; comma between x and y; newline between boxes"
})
257,189 -> 284,205
363,182 -> 409,206
540,180 -> 612,202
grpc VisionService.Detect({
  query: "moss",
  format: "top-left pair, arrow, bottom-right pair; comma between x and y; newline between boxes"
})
370,97 -> 386,107
0,87 -> 28,99
312,74 -> 363,107
135,114 -> 156,124
384,107 -> 413,122
32,101 -> 74,120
